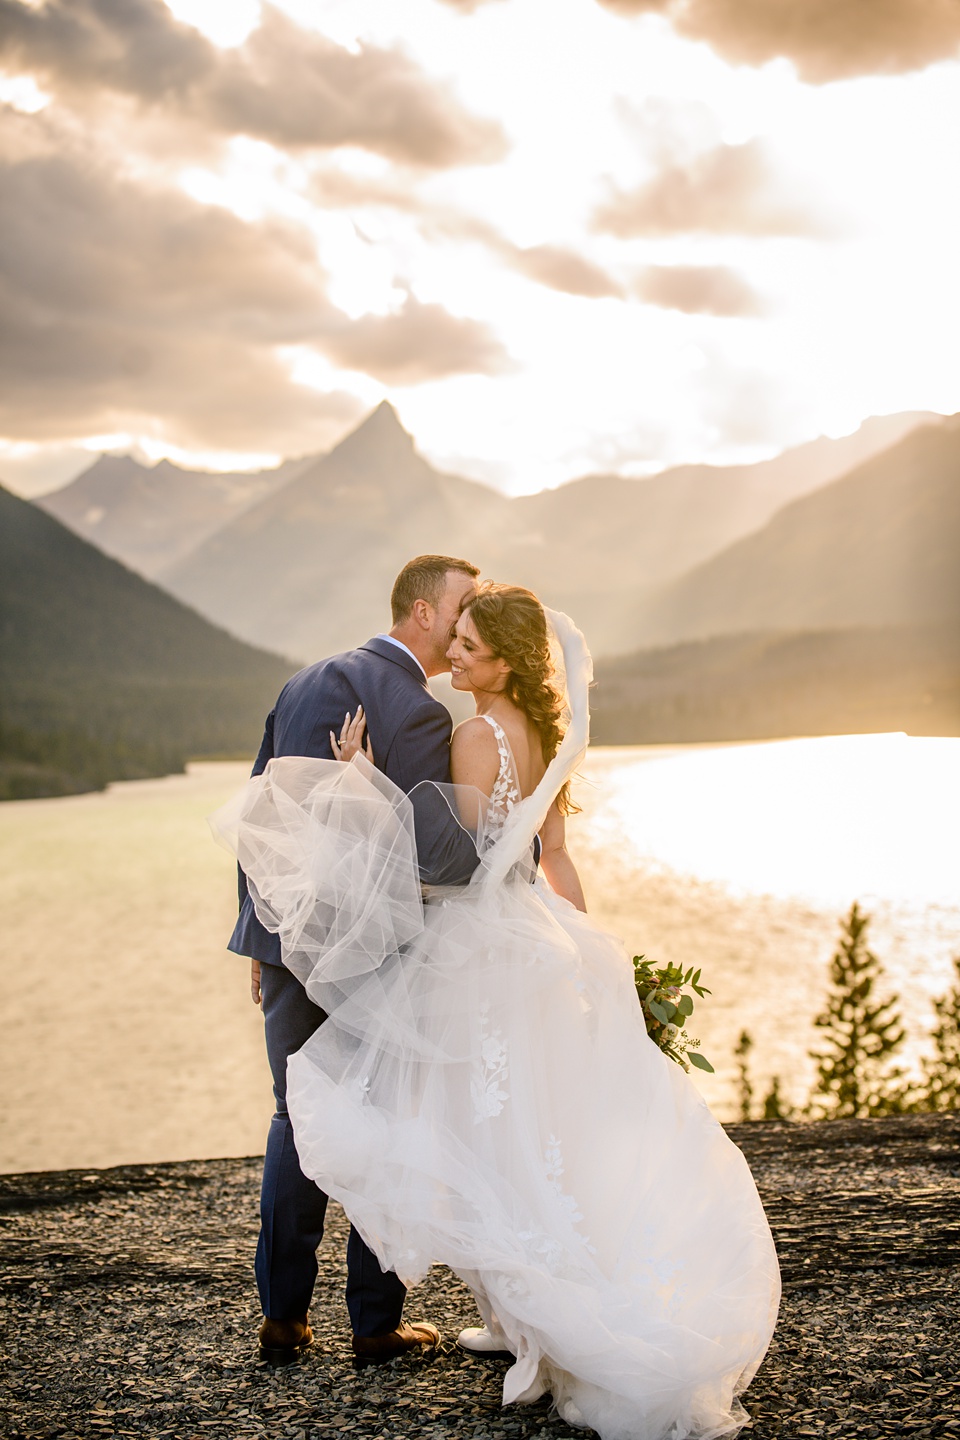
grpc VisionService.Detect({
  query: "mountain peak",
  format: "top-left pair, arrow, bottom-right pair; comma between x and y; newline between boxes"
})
337,400 -> 414,457
370,398 -> 403,425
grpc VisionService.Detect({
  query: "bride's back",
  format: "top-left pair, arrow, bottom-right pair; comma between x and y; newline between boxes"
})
488,704 -> 546,800
451,704 -> 546,804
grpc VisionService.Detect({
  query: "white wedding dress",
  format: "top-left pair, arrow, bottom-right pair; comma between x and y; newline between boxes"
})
212,613 -> 780,1440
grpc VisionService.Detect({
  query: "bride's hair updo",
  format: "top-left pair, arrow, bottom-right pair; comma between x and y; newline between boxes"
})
465,582 -> 578,815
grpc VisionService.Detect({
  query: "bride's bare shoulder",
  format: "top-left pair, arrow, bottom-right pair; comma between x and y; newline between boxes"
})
450,716 -> 500,787
451,715 -> 499,751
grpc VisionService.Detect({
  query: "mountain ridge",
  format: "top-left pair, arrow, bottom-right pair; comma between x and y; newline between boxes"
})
155,404 -> 938,661
37,450 -> 320,577
0,484 -> 293,798
630,418 -> 960,648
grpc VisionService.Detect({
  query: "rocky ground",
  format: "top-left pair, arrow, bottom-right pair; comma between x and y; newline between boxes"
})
1,1114 -> 958,1440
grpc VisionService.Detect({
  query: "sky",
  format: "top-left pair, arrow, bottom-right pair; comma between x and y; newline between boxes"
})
1,0 -> 959,497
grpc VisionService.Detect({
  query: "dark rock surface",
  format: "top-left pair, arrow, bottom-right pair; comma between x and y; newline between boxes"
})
1,1114 -> 958,1439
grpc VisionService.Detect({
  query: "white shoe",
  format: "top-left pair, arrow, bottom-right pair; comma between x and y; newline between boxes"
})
456,1325 -> 514,1356
557,1398 -> 588,1428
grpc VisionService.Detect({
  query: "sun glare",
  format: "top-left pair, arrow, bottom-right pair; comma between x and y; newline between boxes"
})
135,436 -> 283,473
0,72 -> 50,113
163,0 -> 261,48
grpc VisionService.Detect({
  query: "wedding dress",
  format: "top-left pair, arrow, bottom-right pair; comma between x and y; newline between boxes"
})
211,613 -> 780,1440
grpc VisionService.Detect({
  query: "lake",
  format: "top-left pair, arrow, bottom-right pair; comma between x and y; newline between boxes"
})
1,733 -> 957,1173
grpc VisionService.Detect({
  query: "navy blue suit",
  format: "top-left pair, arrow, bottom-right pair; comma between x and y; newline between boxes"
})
229,637 -> 478,1332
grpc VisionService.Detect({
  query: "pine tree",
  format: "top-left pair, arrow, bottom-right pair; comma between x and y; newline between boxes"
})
761,1075 -> 794,1121
919,958 -> 960,1112
809,903 -> 907,1118
734,1030 -> 754,1121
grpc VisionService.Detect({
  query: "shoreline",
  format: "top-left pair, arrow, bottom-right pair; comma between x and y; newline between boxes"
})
2,1113 -> 957,1439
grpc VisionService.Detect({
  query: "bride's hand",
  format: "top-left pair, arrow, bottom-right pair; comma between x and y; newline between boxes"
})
331,706 -> 374,763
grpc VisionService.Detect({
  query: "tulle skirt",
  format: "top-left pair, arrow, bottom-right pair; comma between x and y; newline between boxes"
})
285,869 -> 781,1440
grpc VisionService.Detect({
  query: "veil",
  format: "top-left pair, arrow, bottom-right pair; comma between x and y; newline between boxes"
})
208,608 -> 593,999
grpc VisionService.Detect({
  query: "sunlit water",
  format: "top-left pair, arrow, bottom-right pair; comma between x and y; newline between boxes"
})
1,735 -> 957,1172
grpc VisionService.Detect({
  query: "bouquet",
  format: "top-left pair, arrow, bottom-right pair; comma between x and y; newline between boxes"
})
633,957 -> 714,1073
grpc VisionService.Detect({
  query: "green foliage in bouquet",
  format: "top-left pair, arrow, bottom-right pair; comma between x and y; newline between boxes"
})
633,957 -> 714,1073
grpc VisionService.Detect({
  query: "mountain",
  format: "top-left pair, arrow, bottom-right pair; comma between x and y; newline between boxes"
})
159,401 -> 509,660
497,411 -> 931,653
0,485 -> 293,798
158,404 -> 935,661
591,624 -> 960,744
37,452 -> 317,578
629,418 -> 960,648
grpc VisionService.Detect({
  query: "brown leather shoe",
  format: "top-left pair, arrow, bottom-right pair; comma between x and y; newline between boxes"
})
258,1315 -> 314,1366
352,1320 -> 441,1364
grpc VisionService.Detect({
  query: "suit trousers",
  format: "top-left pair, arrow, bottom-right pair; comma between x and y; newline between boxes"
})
256,961 -> 407,1336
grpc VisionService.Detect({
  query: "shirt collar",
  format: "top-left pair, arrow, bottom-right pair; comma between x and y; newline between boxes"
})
376,633 -> 427,681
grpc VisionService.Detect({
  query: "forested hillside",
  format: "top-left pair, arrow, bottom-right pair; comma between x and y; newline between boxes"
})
0,485 -> 293,799
591,624 -> 960,744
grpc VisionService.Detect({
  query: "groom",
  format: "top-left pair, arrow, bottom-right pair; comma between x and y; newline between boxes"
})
230,554 -> 481,1366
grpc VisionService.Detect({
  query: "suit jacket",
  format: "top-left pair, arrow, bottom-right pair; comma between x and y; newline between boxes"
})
229,636 -> 480,965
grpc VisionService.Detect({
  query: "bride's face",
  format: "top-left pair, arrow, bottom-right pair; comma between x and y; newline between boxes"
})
447,610 -> 510,695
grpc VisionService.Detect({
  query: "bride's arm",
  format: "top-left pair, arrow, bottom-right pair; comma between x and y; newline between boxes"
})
539,801 -> 587,912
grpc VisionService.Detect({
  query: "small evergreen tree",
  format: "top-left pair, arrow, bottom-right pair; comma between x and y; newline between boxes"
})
761,1075 -> 793,1121
734,1030 -> 754,1121
918,958 -> 960,1112
809,902 -> 908,1118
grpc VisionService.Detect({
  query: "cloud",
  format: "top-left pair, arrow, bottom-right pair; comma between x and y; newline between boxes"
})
410,209 -> 626,299
309,174 -> 626,301
0,118 -> 507,448
0,0 -> 507,166
320,295 -> 510,385
455,220 -> 625,299
206,7 -> 507,165
508,244 -> 625,299
635,265 -> 765,315
0,0 -> 210,102
596,0 -> 960,82
595,138 -> 827,236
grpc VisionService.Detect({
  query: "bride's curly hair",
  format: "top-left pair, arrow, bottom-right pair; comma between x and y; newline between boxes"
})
465,581 -> 579,815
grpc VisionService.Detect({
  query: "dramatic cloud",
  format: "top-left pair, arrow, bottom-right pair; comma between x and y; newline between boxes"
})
0,0 -> 210,103
320,296 -> 510,385
206,8 -> 506,165
0,117 -> 507,448
0,0 -> 507,166
635,265 -> 765,316
596,0 -> 960,82
595,139 -> 826,236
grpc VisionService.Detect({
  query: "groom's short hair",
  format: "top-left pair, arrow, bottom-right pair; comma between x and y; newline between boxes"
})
391,554 -> 480,623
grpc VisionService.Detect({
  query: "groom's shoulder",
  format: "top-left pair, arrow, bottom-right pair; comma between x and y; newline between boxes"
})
278,641 -> 432,704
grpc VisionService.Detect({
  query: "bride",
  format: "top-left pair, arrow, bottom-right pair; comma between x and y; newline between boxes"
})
213,583 -> 780,1440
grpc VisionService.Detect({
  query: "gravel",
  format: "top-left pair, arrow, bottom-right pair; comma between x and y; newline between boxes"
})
1,1113 -> 957,1439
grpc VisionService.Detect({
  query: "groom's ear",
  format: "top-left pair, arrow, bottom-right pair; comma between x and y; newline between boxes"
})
412,598 -> 433,629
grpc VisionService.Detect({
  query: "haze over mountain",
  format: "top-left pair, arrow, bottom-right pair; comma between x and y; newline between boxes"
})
630,417 -> 960,648
0,484 -> 293,798
157,402 -> 932,661
500,409 -> 930,651
38,452 -> 318,578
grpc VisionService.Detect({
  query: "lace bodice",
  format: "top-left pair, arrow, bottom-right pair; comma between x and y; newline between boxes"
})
479,715 -> 521,834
